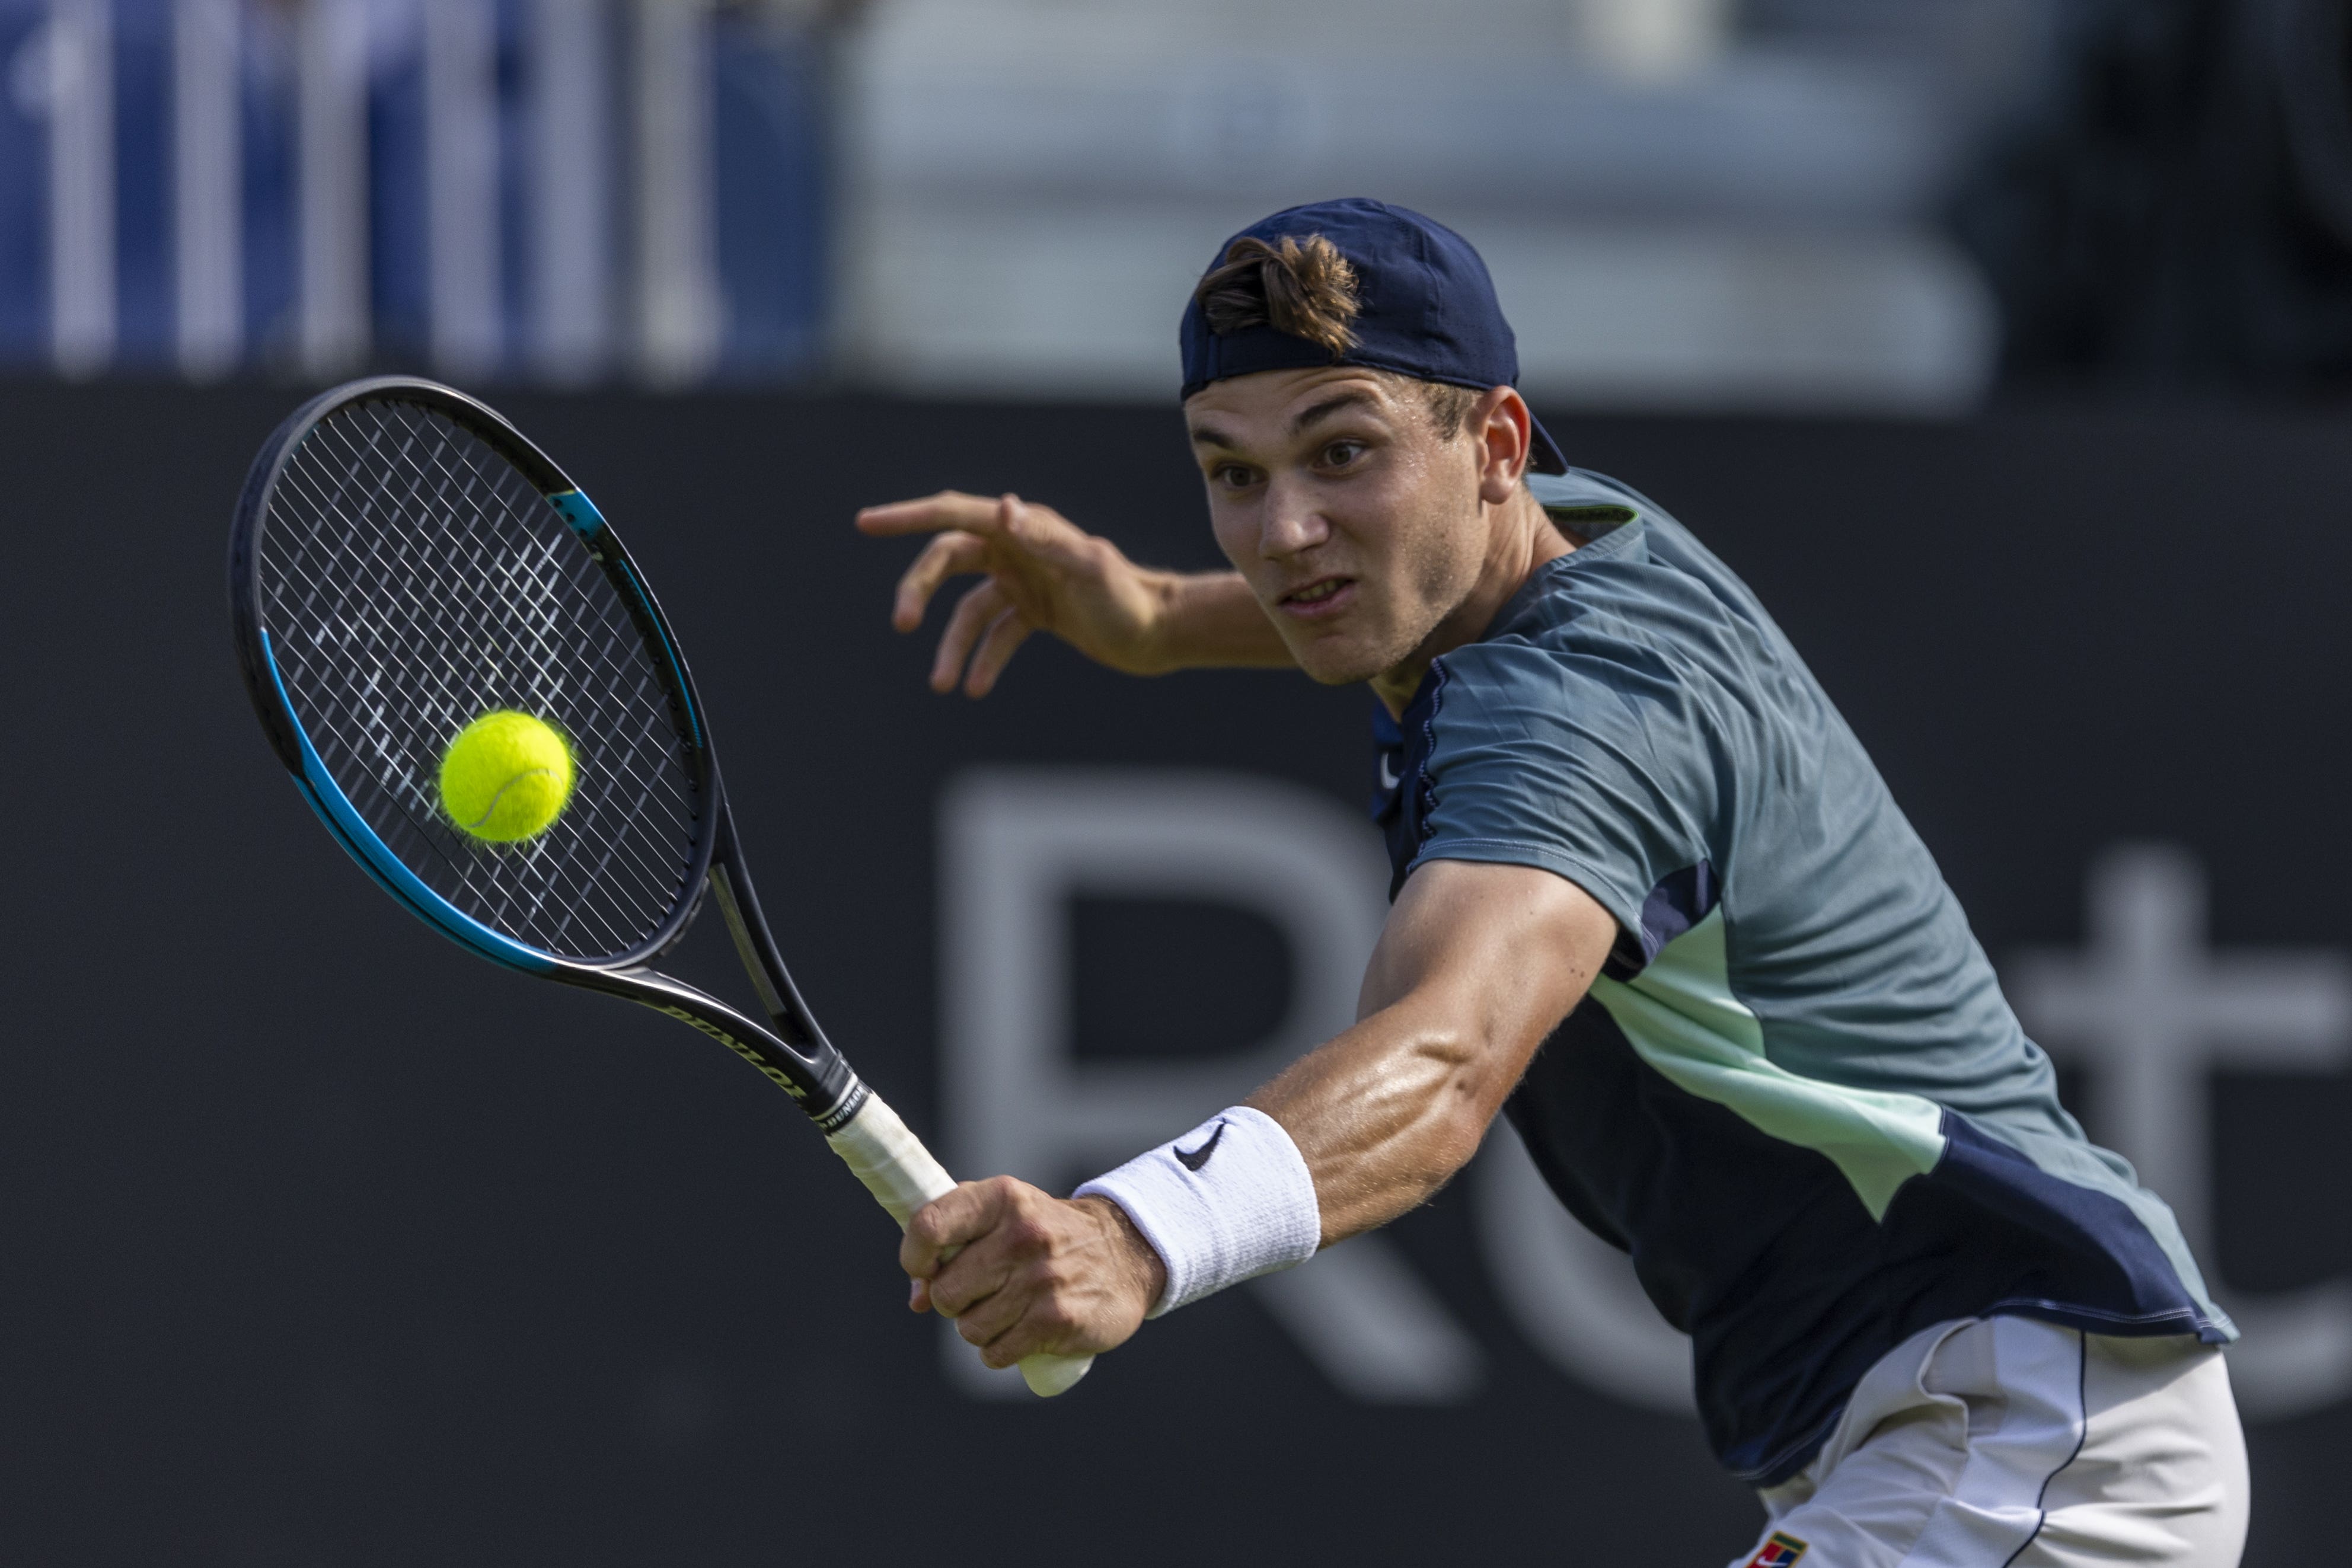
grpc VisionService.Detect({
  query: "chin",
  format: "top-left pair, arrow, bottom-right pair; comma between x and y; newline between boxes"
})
1291,639 -> 1394,688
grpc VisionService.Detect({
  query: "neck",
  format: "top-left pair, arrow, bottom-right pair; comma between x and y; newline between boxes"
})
1369,486 -> 1569,717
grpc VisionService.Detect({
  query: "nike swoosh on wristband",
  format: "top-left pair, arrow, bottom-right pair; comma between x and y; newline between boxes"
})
1175,1122 -> 1226,1171
1378,755 -> 1400,791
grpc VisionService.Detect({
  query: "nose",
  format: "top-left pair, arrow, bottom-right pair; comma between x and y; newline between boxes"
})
1259,472 -> 1332,560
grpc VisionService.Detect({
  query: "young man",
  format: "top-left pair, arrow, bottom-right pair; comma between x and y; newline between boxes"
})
856,199 -> 2249,1567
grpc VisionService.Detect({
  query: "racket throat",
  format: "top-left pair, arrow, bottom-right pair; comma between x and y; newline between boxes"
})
707,830 -> 839,1063
607,966 -> 867,1132
711,860 -> 794,1023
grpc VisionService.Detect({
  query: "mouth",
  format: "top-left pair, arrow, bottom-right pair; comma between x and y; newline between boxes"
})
1278,576 -> 1357,619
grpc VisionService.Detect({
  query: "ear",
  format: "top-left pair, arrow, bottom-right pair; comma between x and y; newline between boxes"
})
1475,387 -> 1532,504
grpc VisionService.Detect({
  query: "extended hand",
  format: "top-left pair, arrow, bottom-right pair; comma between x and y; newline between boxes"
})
856,491 -> 1171,697
902,1177 -> 1167,1367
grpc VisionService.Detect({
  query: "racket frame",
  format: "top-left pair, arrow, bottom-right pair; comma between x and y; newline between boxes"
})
228,376 -> 867,1132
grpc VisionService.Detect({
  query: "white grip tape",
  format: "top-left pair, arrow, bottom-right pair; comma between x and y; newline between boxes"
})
826,1093 -> 1094,1398
825,1091 -> 954,1225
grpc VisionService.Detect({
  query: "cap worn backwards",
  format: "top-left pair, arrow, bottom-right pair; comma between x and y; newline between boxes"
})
1177,197 -> 1568,475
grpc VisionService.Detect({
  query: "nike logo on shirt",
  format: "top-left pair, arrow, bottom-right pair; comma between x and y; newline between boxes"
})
1175,1122 -> 1226,1171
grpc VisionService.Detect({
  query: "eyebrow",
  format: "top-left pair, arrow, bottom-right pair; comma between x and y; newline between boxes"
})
1290,389 -> 1380,435
1187,389 -> 1384,451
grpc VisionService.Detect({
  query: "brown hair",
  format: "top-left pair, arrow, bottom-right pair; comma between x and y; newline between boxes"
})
1193,234 -> 1361,355
1193,231 -> 1488,445
1418,381 -> 1480,440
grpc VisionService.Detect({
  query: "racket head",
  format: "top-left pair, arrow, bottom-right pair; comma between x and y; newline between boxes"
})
229,377 -> 719,972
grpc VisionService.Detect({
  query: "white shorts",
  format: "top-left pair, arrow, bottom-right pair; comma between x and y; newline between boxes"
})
1724,1316 -> 2248,1568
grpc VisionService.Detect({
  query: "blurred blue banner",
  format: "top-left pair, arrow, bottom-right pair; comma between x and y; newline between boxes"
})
0,0 -> 825,384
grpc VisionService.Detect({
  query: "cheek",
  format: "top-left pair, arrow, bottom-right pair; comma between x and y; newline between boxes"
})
1207,501 -> 1256,569
1365,486 -> 1464,603
1388,525 -> 1453,611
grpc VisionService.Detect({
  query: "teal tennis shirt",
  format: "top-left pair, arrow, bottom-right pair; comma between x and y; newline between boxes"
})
1373,470 -> 2232,1486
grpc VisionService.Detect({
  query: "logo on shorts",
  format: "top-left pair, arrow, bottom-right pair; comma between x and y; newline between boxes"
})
1744,1533 -> 1808,1567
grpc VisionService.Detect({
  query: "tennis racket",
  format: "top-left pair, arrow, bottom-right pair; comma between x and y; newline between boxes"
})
227,376 -> 1091,1397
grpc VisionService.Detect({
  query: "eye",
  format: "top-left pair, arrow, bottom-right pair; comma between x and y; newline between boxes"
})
1214,464 -> 1259,489
1322,440 -> 1366,468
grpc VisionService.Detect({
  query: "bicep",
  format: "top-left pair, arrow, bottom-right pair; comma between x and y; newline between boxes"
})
1358,858 -> 1619,1075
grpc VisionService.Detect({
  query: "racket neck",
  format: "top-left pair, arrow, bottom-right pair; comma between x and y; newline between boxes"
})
710,809 -> 836,1063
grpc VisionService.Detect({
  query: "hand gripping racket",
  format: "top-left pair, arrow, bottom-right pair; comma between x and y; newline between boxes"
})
228,376 -> 1091,1397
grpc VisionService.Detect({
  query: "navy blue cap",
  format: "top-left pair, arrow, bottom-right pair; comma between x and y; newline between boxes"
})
1179,198 -> 1567,475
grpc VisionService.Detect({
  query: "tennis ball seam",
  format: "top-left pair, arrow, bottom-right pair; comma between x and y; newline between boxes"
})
454,767 -> 563,834
439,711 -> 576,843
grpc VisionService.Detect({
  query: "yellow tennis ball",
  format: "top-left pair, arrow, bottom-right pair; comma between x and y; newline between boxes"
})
439,710 -> 575,843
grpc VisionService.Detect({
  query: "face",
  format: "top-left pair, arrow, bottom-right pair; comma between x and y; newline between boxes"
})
1185,368 -> 1491,689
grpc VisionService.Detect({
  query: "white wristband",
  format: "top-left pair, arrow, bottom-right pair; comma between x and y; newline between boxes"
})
1074,1106 -> 1321,1316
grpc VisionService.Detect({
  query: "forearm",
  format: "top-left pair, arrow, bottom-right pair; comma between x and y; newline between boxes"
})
1242,861 -> 1617,1246
1031,864 -> 1607,1338
1244,992 -> 1503,1245
1143,570 -> 1295,672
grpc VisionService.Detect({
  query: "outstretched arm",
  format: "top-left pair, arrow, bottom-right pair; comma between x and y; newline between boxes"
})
897,858 -> 1617,1367
857,490 -> 1292,697
1247,857 -> 1616,1243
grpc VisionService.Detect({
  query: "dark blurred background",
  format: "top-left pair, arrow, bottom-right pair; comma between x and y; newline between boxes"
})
4,2 -> 2351,1563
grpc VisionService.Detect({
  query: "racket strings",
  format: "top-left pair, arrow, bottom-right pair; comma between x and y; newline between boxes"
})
311,407 -> 702,940
268,427 -> 685,956
298,424 -> 695,936
257,397 -> 703,962
272,412 -> 694,956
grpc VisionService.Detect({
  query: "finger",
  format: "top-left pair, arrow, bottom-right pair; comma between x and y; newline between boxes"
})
908,1277 -> 929,1313
991,492 -> 1069,560
950,1276 -> 1029,1355
926,1233 -> 1019,1321
965,1279 -> 1079,1369
856,491 -> 1010,539
962,606 -> 1033,699
893,532 -> 989,632
899,1183 -> 992,1281
993,492 -> 1096,571
975,1314 -> 1052,1369
933,580 -> 1010,694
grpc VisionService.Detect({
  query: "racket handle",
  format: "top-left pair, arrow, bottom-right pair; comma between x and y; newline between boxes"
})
826,1093 -> 1096,1398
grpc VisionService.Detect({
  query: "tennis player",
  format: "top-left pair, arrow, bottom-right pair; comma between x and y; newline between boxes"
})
857,199 -> 2249,1567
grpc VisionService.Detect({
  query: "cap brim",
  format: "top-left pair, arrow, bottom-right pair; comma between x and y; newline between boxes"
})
1528,413 -> 1569,476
